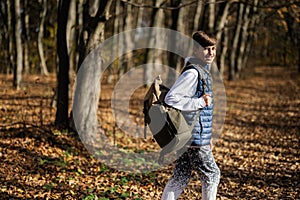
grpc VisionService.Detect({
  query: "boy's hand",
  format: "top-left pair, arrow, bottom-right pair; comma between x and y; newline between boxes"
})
202,94 -> 212,106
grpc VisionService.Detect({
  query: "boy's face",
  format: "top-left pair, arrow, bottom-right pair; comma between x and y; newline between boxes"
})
194,45 -> 216,64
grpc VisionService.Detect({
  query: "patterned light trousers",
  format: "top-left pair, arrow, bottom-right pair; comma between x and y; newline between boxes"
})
161,145 -> 220,200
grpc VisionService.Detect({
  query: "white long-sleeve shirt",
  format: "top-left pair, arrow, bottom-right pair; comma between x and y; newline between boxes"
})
164,68 -> 207,111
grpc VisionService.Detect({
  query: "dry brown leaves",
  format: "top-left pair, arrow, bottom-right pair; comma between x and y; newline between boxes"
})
0,66 -> 299,199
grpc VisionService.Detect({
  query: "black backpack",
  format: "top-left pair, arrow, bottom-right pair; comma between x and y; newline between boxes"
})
143,65 -> 206,163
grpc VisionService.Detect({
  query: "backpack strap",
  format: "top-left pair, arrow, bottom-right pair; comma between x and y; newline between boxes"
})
158,65 -> 207,164
181,64 -> 207,95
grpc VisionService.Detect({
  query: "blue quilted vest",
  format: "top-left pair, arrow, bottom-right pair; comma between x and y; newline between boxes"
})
182,64 -> 213,146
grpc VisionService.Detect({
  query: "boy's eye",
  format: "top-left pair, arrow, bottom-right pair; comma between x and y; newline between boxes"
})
205,47 -> 216,51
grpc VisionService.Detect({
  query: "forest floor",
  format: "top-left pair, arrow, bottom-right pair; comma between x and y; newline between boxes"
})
0,66 -> 299,200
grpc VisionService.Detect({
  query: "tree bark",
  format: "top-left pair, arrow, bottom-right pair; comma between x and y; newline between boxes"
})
106,0 -> 124,84
284,5 -> 300,71
55,0 -> 71,127
219,21 -> 228,76
73,0 -> 112,143
6,0 -> 14,74
236,3 -> 251,73
123,2 -> 134,75
13,0 -> 23,90
38,0 -> 49,76
77,0 -> 110,68
215,1 -> 232,43
75,0 -> 84,72
67,0 -> 77,75
242,0 -> 259,69
229,3 -> 244,80
208,0 -> 215,32
170,0 -> 181,68
23,0 -> 30,74
176,0 -> 191,70
215,1 -> 232,76
193,0 -> 204,30
85,1 -> 112,55
135,0 -> 144,28
144,0 -> 167,85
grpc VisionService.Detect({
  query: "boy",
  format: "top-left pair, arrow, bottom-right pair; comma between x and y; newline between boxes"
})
161,31 -> 220,200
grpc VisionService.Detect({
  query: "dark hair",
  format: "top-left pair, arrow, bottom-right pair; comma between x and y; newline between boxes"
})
192,31 -> 217,48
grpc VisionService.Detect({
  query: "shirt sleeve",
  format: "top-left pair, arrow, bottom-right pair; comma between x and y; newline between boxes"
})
164,68 -> 206,111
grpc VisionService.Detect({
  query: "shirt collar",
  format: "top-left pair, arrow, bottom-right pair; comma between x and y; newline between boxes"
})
185,56 -> 210,70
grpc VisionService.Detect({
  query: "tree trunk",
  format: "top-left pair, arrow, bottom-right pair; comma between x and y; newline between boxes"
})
193,0 -> 204,30
236,4 -> 250,73
144,0 -> 167,85
23,0 -> 30,74
284,5 -> 300,71
215,1 -> 232,76
165,0 -> 181,86
208,0 -> 215,32
85,1 -> 112,54
135,0 -> 144,28
38,0 -> 49,76
77,0 -> 110,68
67,0 -> 77,74
13,0 -> 23,90
106,0 -> 123,84
174,0 -> 188,71
229,3 -> 244,80
215,1 -> 231,43
55,0 -> 71,127
242,0 -> 259,69
73,0 -> 112,143
123,3 -> 134,75
73,0 -> 84,72
149,0 -> 166,65
6,0 -> 14,74
219,21 -> 228,76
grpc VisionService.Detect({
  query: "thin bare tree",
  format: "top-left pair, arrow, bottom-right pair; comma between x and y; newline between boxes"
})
229,2 -> 244,80
55,0 -> 71,127
13,0 -> 23,90
23,0 -> 30,74
5,0 -> 14,74
38,0 -> 49,76
67,0 -> 77,74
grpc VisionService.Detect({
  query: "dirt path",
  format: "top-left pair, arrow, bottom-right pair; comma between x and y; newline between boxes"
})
214,67 -> 300,199
0,66 -> 299,199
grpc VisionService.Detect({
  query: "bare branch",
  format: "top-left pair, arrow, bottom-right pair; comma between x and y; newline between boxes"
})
239,0 -> 300,9
120,0 -> 299,11
120,0 -> 199,10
